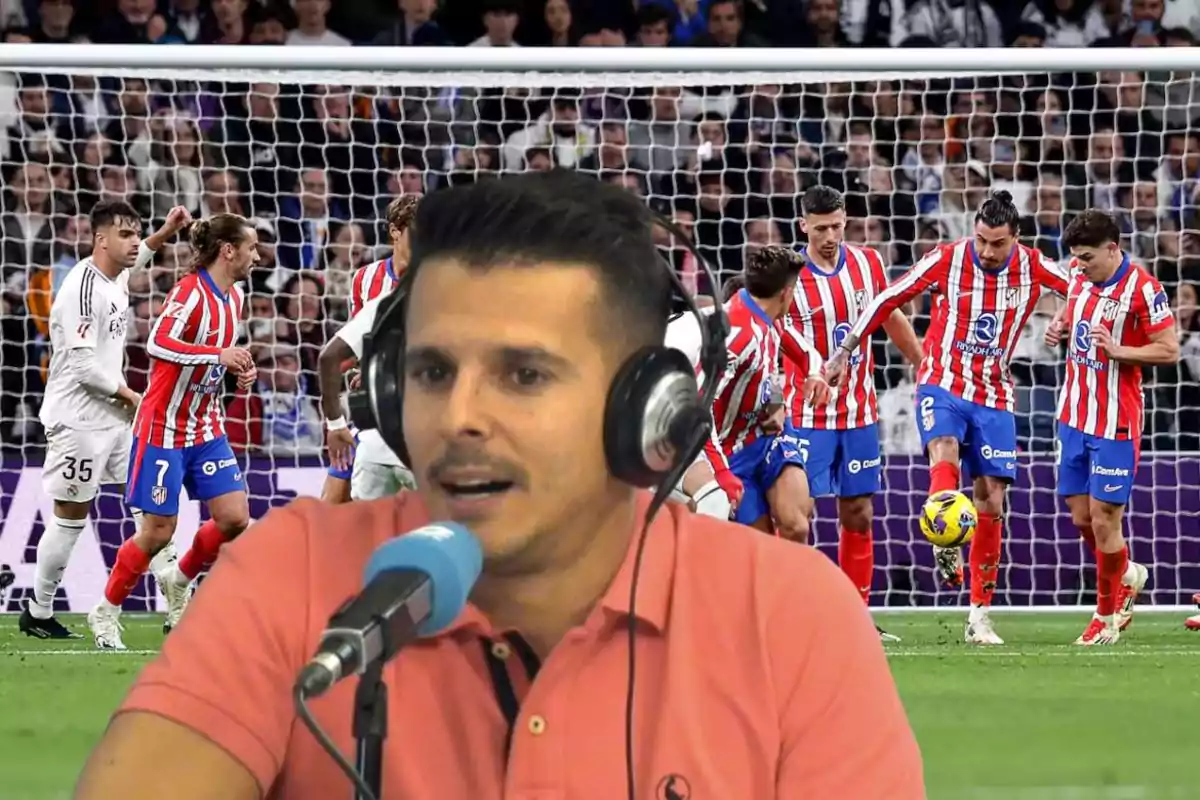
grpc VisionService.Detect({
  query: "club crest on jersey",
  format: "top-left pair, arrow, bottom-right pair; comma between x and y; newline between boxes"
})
151,485 -> 167,505
1005,287 -> 1020,306
1150,290 -> 1170,324
1102,299 -> 1121,321
853,289 -> 867,310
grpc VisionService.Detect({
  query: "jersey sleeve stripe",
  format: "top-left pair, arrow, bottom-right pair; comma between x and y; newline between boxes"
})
79,268 -> 94,319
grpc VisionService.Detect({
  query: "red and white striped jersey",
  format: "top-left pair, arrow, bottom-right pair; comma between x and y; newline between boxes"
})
350,257 -> 402,319
136,270 -> 245,448
703,289 -> 781,473
1057,253 -> 1174,440
850,239 -> 1068,411
780,243 -> 888,430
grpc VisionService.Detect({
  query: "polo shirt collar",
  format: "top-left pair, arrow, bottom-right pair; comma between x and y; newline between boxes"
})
434,491 -> 678,638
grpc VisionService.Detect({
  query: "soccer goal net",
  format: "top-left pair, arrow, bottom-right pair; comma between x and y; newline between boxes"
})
0,46 -> 1196,613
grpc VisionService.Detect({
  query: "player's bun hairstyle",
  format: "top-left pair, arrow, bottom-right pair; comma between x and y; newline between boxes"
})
743,245 -> 802,298
386,195 -> 420,235
975,189 -> 1020,233
801,185 -> 845,216
186,213 -> 252,272
407,168 -> 672,352
1062,208 -> 1123,250
89,199 -> 141,233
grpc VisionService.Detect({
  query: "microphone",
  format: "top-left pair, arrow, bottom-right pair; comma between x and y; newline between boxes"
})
296,523 -> 483,699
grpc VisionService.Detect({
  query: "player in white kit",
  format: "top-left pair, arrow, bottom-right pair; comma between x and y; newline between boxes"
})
20,202 -> 193,639
663,275 -> 748,520
318,293 -> 417,499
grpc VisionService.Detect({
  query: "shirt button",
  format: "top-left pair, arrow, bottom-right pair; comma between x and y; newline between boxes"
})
528,715 -> 547,735
490,641 -> 511,660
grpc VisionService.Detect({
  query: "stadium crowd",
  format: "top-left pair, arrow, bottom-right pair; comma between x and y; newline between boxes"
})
1,0 -> 1199,459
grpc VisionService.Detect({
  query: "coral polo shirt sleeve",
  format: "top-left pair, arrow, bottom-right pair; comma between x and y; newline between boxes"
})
766,543 -> 925,798
117,498 -> 338,794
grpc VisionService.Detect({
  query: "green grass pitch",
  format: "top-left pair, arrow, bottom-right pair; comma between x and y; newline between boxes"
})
2,611 -> 1198,799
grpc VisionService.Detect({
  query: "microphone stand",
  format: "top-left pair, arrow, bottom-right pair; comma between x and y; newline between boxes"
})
352,661 -> 387,800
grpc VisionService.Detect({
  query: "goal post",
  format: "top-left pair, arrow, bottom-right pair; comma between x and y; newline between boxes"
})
0,44 -> 1196,613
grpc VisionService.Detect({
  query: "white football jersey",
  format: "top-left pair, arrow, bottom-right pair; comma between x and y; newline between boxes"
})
336,295 -> 405,468
40,258 -> 133,431
665,307 -> 717,390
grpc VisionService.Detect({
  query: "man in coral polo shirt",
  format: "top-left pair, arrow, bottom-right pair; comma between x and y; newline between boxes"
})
77,172 -> 923,799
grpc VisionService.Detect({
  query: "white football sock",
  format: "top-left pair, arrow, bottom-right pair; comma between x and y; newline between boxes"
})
30,515 -> 86,618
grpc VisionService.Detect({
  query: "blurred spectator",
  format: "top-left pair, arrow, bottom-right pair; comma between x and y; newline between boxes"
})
371,0 -> 450,45
227,343 -> 325,456
277,168 -> 347,270
471,0 -> 520,47
694,0 -> 769,47
287,0 -> 350,46
91,0 -> 168,44
1020,0 -> 1110,47
503,92 -> 595,171
901,0 -> 1004,46
634,4 -> 672,46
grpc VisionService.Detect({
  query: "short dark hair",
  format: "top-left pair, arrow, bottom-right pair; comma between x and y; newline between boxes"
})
90,199 -> 141,233
743,245 -> 800,298
975,190 -> 1020,233
801,185 -> 845,217
408,169 -> 671,352
637,3 -> 672,28
1062,209 -> 1122,250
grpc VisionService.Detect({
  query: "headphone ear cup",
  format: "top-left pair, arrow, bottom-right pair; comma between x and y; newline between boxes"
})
604,346 -> 700,487
372,326 -> 412,467
349,289 -> 412,468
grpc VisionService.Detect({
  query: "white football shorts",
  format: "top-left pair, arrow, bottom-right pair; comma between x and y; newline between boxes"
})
42,424 -> 132,503
351,458 -> 417,501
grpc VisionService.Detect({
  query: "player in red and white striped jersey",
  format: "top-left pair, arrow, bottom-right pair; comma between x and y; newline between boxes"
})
706,247 -> 828,541
779,188 -> 923,641
89,214 -> 259,650
826,191 -> 1069,645
1043,210 -> 1178,645
321,195 -> 419,504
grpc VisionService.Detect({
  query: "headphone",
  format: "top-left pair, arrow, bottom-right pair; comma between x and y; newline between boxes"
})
347,211 -> 728,800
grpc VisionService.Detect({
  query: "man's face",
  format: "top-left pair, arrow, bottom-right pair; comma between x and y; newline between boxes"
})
973,222 -> 1015,270
96,217 -> 142,267
404,260 -> 617,569
802,209 -> 845,261
1070,243 -> 1121,282
550,103 -> 579,139
707,1 -> 739,45
638,19 -> 669,46
484,10 -> 518,43
224,228 -> 259,280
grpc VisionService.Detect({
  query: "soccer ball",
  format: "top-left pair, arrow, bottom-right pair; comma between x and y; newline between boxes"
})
919,491 -> 978,548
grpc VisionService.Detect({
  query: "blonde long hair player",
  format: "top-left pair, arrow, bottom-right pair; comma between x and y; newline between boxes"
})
89,214 -> 259,650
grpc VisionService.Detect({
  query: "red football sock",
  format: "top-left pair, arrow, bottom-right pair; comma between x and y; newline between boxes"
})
969,513 -> 1003,606
104,539 -> 151,607
1078,524 -> 1097,552
178,520 -> 228,580
929,461 -> 960,495
1096,548 -> 1128,617
838,527 -> 874,604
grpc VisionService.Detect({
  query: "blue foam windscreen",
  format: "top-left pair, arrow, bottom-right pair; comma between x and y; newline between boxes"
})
362,522 -> 483,635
